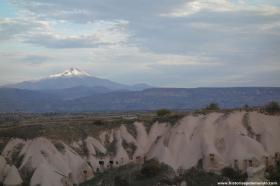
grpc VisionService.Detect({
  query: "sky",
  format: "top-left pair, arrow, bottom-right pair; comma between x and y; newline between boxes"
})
0,0 -> 280,87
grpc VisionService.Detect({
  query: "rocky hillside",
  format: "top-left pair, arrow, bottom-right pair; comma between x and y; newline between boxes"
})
0,111 -> 280,185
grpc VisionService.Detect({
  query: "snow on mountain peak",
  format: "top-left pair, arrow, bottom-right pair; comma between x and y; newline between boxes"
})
49,67 -> 90,78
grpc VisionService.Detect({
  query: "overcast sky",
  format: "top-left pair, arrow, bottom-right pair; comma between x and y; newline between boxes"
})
0,0 -> 280,87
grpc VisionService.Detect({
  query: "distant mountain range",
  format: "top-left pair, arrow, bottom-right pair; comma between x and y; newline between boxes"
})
0,68 -> 280,112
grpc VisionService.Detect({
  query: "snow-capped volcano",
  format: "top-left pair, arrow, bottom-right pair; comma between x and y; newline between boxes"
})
49,67 -> 90,78
3,67 -> 152,91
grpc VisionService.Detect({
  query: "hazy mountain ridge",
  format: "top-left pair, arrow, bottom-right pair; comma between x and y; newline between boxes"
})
38,86 -> 114,100
0,88 -> 61,112
1,68 -> 280,112
0,87 -> 280,112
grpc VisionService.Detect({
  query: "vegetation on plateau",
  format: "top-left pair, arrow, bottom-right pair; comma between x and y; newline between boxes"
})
264,101 -> 280,114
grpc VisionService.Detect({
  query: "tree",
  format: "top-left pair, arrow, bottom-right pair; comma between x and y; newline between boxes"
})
206,103 -> 220,110
243,104 -> 250,110
93,119 -> 105,125
264,101 -> 280,114
156,109 -> 171,117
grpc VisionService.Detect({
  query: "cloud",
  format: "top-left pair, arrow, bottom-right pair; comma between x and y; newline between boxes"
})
88,44 -> 217,66
154,55 -> 221,66
10,0 -> 184,22
24,27 -> 129,48
5,0 -> 280,53
162,0 -> 280,17
0,17 -> 130,48
22,55 -> 51,64
0,51 -> 51,64
0,18 -> 49,41
0,0 -> 279,87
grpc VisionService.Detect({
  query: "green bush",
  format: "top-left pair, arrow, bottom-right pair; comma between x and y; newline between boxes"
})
156,109 -> 171,117
265,162 -> 280,182
125,123 -> 137,138
183,168 -> 224,186
81,162 -> 175,186
106,138 -> 117,156
221,167 -> 247,182
155,113 -> 184,125
122,140 -> 137,159
141,159 -> 162,177
264,101 -> 280,114
114,176 -> 129,186
54,142 -> 65,153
